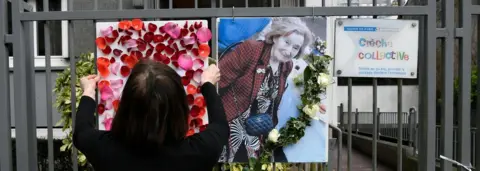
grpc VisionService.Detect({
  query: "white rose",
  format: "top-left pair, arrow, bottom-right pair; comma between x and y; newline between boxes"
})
268,129 -> 280,143
317,73 -> 330,87
302,104 -> 320,120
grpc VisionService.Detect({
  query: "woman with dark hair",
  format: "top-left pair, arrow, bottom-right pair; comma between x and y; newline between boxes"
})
73,59 -> 228,171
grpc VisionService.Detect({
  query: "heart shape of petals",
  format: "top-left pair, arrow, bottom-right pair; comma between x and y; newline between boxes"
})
196,27 -> 212,43
178,54 -> 193,71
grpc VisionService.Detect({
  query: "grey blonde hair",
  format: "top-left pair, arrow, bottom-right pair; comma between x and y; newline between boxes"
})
264,17 -> 314,59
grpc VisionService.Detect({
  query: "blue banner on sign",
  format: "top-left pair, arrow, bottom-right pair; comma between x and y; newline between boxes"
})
343,26 -> 377,32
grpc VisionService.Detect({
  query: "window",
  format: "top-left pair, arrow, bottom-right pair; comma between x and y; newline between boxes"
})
8,0 -> 69,68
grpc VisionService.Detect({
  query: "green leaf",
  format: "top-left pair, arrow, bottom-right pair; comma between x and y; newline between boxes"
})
60,144 -> 68,151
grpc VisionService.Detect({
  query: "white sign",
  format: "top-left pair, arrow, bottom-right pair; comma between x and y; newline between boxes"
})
333,18 -> 419,78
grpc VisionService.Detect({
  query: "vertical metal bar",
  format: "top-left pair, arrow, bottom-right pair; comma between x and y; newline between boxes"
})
12,0 -> 38,170
0,0 -> 12,171
220,0 -> 223,8
458,0 -> 472,167
347,78 -> 352,171
43,0 -> 55,170
195,0 -> 198,8
372,77 -> 378,171
355,108 -> 358,133
440,0 -> 454,169
94,0 -> 99,130
397,79 -> 403,171
67,0 -> 78,170
271,0 -> 274,7
144,0 -> 148,9
418,0 -> 437,169
476,12 -> 480,171
245,0 -> 248,7
169,0 -> 172,9
118,0 -> 122,10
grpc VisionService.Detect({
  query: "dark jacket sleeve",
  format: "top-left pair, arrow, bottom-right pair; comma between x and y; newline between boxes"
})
72,96 -> 105,160
184,82 -> 229,164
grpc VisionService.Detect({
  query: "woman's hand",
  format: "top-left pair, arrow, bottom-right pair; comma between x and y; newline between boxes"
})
201,64 -> 221,85
80,75 -> 100,99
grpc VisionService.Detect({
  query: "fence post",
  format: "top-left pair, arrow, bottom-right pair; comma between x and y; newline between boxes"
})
0,1 -> 12,171
408,107 -> 416,148
355,108 -> 359,133
377,108 -> 381,138
11,0 -> 38,170
340,103 -> 344,130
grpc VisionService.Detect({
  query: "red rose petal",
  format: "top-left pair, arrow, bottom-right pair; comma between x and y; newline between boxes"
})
183,21 -> 188,29
171,43 -> 179,51
97,57 -> 111,77
124,55 -> 139,69
120,65 -> 131,77
196,86 -> 202,93
153,53 -> 167,62
194,96 -> 205,108
131,51 -> 143,60
186,94 -> 194,104
186,84 -> 197,95
144,32 -> 154,43
113,49 -> 122,56
159,26 -> 165,33
180,28 -> 189,37
182,76 -> 191,86
190,105 -> 200,117
110,57 -> 116,64
153,35 -> 164,43
113,100 -> 120,112
185,44 -> 194,51
145,48 -> 154,58
98,80 -> 110,89
199,124 -> 207,131
165,46 -> 175,55
102,45 -> 112,55
96,37 -> 107,50
195,22 -> 203,29
131,19 -> 144,31
171,53 -> 179,61
167,39 -> 175,46
189,24 -> 195,32
119,20 -> 131,30
185,70 -> 194,78
195,118 -> 203,126
198,107 -> 206,118
120,54 -> 128,62
155,43 -> 166,52
125,30 -> 133,36
172,61 -> 179,68
198,44 -> 210,58
97,103 -> 105,114
186,129 -> 195,136
105,37 -> 116,44
191,48 -> 199,56
162,58 -> 171,65
112,30 -> 119,38
137,40 -> 147,51
148,23 -> 157,32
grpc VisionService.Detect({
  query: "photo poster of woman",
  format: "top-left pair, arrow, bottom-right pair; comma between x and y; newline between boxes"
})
216,17 -> 329,163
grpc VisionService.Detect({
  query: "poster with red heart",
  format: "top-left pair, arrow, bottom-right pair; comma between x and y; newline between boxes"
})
95,19 -> 211,136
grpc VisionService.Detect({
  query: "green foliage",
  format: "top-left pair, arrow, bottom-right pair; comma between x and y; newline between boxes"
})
53,52 -> 95,168
453,65 -> 478,108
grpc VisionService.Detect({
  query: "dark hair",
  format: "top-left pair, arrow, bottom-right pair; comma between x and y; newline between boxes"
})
110,59 -> 189,150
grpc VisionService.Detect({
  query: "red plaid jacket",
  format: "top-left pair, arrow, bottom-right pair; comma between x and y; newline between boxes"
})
218,40 -> 293,124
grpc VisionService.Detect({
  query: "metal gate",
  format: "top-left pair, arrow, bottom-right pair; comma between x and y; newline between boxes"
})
0,0 -> 479,171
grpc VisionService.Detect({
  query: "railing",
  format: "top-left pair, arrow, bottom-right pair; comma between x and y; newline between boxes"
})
338,103 -> 478,169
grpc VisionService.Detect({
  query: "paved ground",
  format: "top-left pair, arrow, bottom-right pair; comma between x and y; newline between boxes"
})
329,144 -> 394,171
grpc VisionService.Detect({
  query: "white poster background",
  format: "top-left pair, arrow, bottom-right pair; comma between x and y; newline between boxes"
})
334,18 -> 419,78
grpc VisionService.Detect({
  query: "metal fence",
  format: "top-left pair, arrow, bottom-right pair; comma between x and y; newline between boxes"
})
1,0 -> 479,171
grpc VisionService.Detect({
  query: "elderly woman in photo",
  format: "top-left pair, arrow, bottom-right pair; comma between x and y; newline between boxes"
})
218,17 -> 314,162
